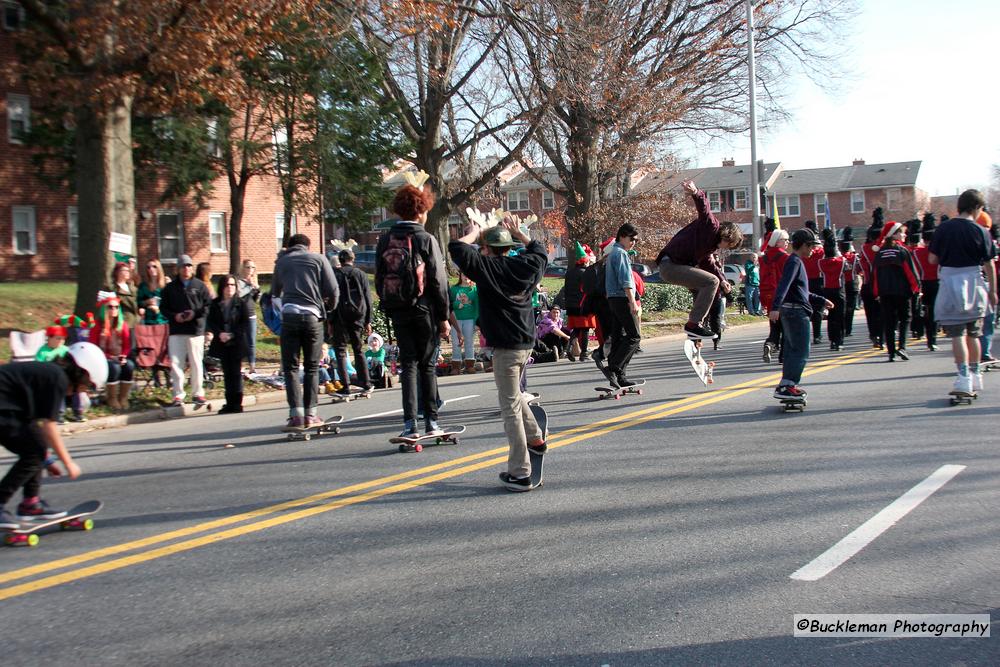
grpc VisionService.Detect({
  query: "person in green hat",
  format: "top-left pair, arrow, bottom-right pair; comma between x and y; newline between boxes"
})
449,218 -> 548,492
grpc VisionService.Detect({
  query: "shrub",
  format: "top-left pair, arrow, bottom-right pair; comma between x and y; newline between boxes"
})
641,283 -> 693,312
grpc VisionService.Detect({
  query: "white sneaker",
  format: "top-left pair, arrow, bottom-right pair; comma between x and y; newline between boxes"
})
972,372 -> 984,392
952,374 -> 974,395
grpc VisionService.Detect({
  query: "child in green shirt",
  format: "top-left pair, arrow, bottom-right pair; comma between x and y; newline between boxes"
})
35,326 -> 69,362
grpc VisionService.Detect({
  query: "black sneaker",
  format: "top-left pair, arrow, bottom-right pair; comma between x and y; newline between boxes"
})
601,365 -> 620,389
499,472 -> 534,492
684,322 -> 717,339
0,509 -> 19,530
617,376 -> 637,388
773,385 -> 807,400
17,499 -> 67,521
895,349 -> 909,361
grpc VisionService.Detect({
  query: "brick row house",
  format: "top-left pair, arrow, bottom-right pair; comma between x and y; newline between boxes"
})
1,10 -> 319,283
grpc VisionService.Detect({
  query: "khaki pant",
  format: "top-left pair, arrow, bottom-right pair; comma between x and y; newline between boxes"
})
492,347 -> 544,478
658,258 -> 720,325
168,334 -> 205,401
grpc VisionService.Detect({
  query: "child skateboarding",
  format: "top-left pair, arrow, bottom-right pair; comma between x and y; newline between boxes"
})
769,229 -> 834,401
0,342 -> 107,528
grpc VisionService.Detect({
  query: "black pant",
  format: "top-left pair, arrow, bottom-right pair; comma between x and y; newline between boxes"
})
331,318 -> 371,390
280,312 -> 325,415
391,309 -> 439,424
706,294 -> 726,345
881,294 -> 911,357
823,287 -> 845,346
921,280 -> 939,346
0,417 -> 45,506
861,283 -> 882,344
219,345 -> 243,408
541,332 -> 568,356
808,277 -> 824,340
844,288 -> 858,336
606,297 -> 641,377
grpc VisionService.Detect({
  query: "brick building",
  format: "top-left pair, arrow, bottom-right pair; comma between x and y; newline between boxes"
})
1,16 -> 319,282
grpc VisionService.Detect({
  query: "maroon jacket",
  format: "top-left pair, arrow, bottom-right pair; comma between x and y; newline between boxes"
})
655,190 -> 726,284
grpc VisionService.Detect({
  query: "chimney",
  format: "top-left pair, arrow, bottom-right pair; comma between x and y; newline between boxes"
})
853,158 -> 865,166
722,158 -> 736,167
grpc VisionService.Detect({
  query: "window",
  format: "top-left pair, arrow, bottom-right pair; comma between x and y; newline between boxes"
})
275,213 -> 297,251
7,93 -> 29,144
206,118 -> 222,158
707,190 -> 721,213
3,2 -> 24,30
506,190 -> 530,211
850,190 -> 865,214
157,211 -> 183,262
542,190 -> 555,210
68,207 -> 79,266
886,187 -> 901,212
734,188 -> 749,211
12,206 -> 36,254
209,212 -> 227,253
777,195 -> 800,217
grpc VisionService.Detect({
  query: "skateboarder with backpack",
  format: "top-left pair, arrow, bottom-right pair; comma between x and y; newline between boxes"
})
331,248 -> 373,396
375,175 -> 450,438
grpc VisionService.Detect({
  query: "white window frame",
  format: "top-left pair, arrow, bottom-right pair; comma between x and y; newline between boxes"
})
506,190 -> 530,211
12,205 -> 36,255
276,213 -> 297,251
886,187 -> 901,212
205,117 -> 222,158
777,195 -> 800,217
68,206 -> 79,266
541,190 -> 555,210
734,188 -> 749,211
850,190 -> 865,214
707,190 -> 721,213
2,1 -> 25,31
208,211 -> 227,253
157,210 -> 184,263
7,93 -> 30,144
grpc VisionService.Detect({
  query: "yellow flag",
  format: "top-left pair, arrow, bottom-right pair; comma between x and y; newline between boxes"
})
772,196 -> 781,230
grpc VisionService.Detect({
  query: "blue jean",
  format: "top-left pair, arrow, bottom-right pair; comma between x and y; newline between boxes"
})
280,312 -> 324,418
745,284 -> 761,314
779,305 -> 811,386
981,306 -> 995,359
245,316 -> 258,369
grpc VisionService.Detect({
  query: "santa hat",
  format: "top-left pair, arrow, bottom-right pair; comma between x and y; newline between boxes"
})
977,211 -> 992,229
96,291 -> 120,308
367,332 -> 384,348
45,325 -> 67,338
767,229 -> 789,248
872,220 -> 904,251
599,237 -> 615,256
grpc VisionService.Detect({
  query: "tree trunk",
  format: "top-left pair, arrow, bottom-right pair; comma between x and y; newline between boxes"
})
73,96 -> 135,316
228,181 -> 246,275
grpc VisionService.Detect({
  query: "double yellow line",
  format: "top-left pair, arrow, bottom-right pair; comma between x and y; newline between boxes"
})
0,347 -> 881,601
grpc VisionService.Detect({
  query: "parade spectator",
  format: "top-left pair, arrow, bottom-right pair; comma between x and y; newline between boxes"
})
137,259 -> 170,325
160,255 -> 212,407
208,274 -> 251,414
107,262 -> 139,330
88,292 -> 134,411
448,272 -> 479,374
237,259 -> 261,374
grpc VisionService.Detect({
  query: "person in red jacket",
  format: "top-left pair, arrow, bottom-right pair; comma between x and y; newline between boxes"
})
801,220 -> 825,343
818,230 -> 847,350
912,214 -> 940,350
872,221 -> 922,361
838,228 -> 861,338
760,227 -> 790,362
859,208 -> 885,349
88,291 -> 134,411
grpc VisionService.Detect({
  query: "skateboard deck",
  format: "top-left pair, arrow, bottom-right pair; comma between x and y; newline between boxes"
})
594,379 -> 646,400
528,403 -> 547,488
684,339 -> 715,386
391,426 -> 466,453
948,390 -> 977,406
981,360 -> 1000,373
4,500 -> 103,547
283,416 -> 344,441
330,389 -> 373,404
777,397 -> 807,412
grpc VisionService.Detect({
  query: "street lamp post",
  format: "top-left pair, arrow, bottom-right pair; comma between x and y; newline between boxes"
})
747,0 -> 761,250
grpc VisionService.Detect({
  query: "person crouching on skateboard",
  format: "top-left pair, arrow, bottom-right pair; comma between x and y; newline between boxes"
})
0,342 -> 108,528
769,229 -> 834,400
449,216 -> 547,492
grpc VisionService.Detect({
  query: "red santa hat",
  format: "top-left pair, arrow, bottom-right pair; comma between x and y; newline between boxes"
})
872,220 -> 904,251
45,325 -> 67,338
599,237 -> 615,256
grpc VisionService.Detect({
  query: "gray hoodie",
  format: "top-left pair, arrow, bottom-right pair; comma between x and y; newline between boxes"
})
270,244 -> 339,319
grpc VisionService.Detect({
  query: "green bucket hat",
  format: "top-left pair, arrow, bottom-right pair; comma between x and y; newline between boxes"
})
482,226 -> 519,248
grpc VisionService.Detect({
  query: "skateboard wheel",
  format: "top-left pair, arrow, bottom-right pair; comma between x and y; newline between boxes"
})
334,427 -> 341,435
27,534 -> 39,547
303,433 -> 311,441
398,444 -> 406,453
414,443 -> 423,453
435,438 -> 442,446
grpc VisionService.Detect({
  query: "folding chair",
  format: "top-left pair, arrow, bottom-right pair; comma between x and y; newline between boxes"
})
132,324 -> 170,389
9,330 -> 47,362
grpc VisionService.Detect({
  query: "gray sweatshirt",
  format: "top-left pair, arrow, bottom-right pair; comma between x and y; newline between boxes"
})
270,244 -> 339,319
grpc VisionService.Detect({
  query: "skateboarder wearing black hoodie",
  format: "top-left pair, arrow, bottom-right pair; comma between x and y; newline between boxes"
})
449,217 -> 548,492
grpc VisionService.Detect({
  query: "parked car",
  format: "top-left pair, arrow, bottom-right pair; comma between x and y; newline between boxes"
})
544,263 -> 568,278
722,263 -> 746,286
354,250 -> 377,273
632,262 -> 662,283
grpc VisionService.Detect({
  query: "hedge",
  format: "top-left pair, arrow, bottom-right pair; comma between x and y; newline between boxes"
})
641,283 -> 694,312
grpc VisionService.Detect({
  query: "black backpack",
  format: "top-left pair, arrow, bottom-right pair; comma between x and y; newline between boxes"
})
378,229 -> 425,311
580,259 -> 607,314
336,267 -> 366,322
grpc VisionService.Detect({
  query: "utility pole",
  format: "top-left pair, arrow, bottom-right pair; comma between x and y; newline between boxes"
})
747,0 -> 761,250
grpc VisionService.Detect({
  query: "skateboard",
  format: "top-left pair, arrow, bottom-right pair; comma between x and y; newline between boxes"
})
283,416 -> 344,441
684,339 -> 715,386
391,426 -> 466,453
329,389 -> 373,404
777,397 -> 807,412
4,500 -> 103,547
594,379 -> 646,400
948,390 -> 977,406
981,360 -> 1000,373
528,403 -> 547,488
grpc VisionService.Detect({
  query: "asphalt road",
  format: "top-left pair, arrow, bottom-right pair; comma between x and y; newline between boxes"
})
1,320 -> 997,666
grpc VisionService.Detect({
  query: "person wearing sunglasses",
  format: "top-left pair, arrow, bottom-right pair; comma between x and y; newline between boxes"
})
88,291 -> 135,410
160,255 -> 212,407
208,274 -> 252,414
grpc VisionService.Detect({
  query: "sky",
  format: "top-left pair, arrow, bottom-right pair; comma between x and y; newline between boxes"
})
676,0 -> 999,196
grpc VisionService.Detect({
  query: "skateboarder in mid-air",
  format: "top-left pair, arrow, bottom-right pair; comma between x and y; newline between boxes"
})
0,342 -> 108,528
450,216 -> 547,492
769,229 -> 834,401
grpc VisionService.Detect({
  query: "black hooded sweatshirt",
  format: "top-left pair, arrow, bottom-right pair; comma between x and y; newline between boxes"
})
448,240 -> 547,350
